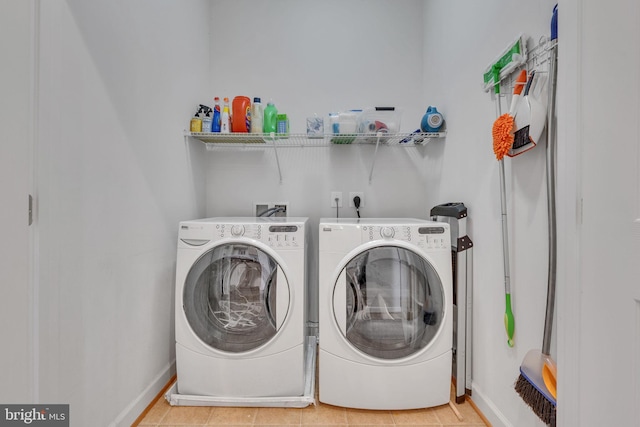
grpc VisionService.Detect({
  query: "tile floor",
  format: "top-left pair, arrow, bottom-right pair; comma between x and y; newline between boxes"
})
136,384 -> 489,426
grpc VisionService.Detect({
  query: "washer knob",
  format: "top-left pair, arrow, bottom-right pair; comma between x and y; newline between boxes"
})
230,225 -> 244,237
380,227 -> 395,238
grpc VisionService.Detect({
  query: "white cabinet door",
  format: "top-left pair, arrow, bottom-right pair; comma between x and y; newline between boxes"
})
564,0 -> 640,425
0,0 -> 34,403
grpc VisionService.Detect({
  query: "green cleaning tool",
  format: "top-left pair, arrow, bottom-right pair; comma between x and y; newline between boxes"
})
487,35 -> 529,347
483,34 -> 528,94
497,89 -> 515,348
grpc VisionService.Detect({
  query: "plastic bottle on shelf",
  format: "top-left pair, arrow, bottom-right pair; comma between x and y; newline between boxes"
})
189,105 -> 203,132
220,97 -> 231,133
276,113 -> 289,137
420,106 -> 444,132
263,100 -> 278,134
328,112 -> 339,134
201,105 -> 213,132
212,97 -> 221,132
251,97 -> 263,134
232,96 -> 251,133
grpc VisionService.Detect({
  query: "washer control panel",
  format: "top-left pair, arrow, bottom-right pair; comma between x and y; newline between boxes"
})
362,224 -> 450,250
213,223 -> 303,248
215,223 -> 262,239
230,224 -> 245,237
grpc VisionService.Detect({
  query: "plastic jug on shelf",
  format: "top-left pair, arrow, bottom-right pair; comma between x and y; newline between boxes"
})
420,106 -> 444,132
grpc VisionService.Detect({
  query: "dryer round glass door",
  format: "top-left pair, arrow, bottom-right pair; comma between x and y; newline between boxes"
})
183,243 -> 290,353
333,245 -> 445,359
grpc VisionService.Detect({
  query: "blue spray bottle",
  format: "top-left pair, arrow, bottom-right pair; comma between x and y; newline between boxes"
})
212,97 -> 221,132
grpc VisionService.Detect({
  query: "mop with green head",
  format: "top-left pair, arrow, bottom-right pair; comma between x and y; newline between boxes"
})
483,33 -> 528,95
485,34 -> 528,348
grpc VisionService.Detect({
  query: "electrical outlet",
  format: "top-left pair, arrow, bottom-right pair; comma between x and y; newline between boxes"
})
254,202 -> 288,217
330,192 -> 343,208
349,192 -> 365,207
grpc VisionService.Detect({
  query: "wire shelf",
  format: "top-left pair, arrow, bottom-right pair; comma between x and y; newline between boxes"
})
185,130 -> 446,183
187,131 -> 446,149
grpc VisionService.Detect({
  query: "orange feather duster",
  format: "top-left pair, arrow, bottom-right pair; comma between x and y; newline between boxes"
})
492,69 -> 527,160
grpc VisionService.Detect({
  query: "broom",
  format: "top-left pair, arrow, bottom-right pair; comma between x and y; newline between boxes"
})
514,5 -> 559,426
492,69 -> 527,161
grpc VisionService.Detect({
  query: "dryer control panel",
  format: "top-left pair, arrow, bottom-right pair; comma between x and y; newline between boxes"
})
417,225 -> 450,250
265,225 -> 302,248
361,224 -> 450,251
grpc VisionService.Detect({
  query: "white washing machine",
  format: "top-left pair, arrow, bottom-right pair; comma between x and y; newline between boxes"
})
175,217 -> 308,397
318,218 -> 453,410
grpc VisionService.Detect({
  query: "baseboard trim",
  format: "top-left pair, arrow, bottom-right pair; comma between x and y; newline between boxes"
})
466,394 -> 494,427
470,383 -> 511,427
116,360 -> 176,427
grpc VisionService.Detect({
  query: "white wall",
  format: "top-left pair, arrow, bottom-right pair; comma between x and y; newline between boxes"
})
209,0 -> 427,134
36,1 -> 209,425
205,1 -> 554,426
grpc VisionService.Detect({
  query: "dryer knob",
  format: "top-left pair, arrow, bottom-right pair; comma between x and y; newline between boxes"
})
380,227 -> 395,238
230,225 -> 245,237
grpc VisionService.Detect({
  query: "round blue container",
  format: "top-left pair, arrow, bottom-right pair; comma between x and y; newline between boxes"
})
420,106 -> 444,132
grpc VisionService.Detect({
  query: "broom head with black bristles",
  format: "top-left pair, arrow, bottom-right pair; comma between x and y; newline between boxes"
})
515,349 -> 557,426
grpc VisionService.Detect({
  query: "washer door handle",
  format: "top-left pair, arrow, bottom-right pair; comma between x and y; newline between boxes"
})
275,266 -> 290,330
333,270 -> 347,335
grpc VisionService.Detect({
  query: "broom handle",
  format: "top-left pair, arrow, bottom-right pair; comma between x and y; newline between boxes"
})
542,42 -> 558,356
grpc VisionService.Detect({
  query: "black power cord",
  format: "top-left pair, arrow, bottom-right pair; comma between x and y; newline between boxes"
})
353,196 -> 361,218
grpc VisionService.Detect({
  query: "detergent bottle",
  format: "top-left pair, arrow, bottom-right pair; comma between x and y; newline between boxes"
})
251,97 -> 263,134
263,101 -> 278,134
232,96 -> 251,133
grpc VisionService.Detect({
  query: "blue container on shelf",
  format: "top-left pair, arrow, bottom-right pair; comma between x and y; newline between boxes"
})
420,106 -> 444,132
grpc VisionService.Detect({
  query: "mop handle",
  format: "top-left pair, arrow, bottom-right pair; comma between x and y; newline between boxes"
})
496,96 -> 512,295
496,94 -> 515,347
542,43 -> 558,356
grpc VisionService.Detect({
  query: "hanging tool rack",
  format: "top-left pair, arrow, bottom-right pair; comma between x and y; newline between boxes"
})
490,36 -> 557,113
483,34 -> 557,348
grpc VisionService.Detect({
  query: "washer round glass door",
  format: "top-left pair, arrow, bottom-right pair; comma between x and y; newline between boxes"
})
183,242 -> 290,353
333,245 -> 445,360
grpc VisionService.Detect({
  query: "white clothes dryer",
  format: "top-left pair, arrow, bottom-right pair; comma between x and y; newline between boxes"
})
175,217 -> 308,397
318,218 -> 452,410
